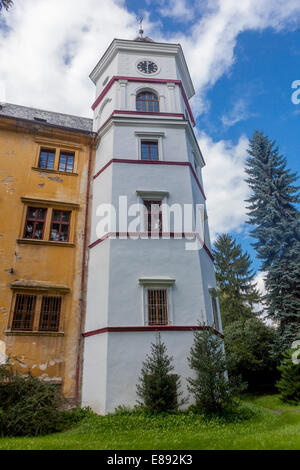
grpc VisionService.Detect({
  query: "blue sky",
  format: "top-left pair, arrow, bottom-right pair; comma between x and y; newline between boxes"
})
0,0 -> 299,281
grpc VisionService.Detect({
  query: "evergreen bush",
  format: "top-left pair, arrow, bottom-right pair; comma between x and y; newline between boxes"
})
0,360 -> 71,437
276,348 -> 300,404
137,334 -> 184,413
187,325 -> 245,414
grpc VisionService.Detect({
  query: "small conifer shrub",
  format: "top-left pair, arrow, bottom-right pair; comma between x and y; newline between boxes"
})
137,334 -> 184,413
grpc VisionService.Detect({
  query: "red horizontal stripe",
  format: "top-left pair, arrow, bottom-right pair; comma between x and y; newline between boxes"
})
83,325 -> 223,338
88,231 -> 214,262
91,76 -> 195,126
93,158 -> 206,200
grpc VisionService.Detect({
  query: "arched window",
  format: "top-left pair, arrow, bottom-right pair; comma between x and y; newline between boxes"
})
136,91 -> 159,113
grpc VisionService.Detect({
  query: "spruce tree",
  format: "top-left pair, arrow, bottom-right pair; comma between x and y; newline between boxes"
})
187,325 -> 244,414
212,234 -> 260,327
276,348 -> 300,404
245,131 -> 300,345
136,333 -> 183,413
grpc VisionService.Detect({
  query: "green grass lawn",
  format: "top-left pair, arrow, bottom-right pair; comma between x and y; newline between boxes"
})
0,395 -> 299,450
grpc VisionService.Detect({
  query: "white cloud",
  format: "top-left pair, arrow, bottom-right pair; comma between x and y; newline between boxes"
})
198,131 -> 250,241
221,98 -> 258,128
0,0 -> 138,116
158,0 -> 194,22
254,271 -> 267,298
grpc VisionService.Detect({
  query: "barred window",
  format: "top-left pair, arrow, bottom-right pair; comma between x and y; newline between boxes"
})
148,289 -> 168,325
141,141 -> 159,161
12,294 -> 36,330
50,210 -> 71,242
39,296 -> 61,332
38,148 -> 55,170
58,151 -> 75,173
136,92 -> 159,113
144,200 -> 162,233
24,207 -> 47,240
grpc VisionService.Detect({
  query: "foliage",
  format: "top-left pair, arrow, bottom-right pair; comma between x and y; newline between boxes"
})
276,348 -> 300,404
224,318 -> 279,391
245,130 -> 300,346
187,326 -> 245,414
212,233 -> 261,327
0,360 -> 84,437
2,395 -> 299,450
137,333 -> 184,413
0,0 -> 13,12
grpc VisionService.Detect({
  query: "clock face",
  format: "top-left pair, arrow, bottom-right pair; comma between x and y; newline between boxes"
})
137,60 -> 158,74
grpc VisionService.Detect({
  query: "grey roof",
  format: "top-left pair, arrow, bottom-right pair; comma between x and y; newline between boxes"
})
0,102 -> 93,133
134,36 -> 155,43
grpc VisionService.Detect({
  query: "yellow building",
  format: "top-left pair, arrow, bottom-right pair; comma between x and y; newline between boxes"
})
0,103 -> 95,402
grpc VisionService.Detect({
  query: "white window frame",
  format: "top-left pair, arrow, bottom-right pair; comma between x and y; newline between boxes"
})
135,131 -> 165,161
139,277 -> 175,326
136,190 -> 169,233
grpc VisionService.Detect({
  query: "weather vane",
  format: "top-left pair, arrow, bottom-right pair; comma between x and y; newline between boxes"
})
138,16 -> 144,38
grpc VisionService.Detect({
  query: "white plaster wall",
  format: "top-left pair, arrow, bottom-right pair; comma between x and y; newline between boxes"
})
93,129 -> 115,176
81,333 -> 108,414
85,241 -> 110,332
112,123 -> 189,162
95,56 -> 118,99
90,164 -> 113,244
105,330 -> 197,414
107,237 -> 207,327
117,51 -> 177,81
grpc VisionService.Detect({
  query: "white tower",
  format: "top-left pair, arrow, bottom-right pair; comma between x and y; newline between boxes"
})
81,36 -> 222,414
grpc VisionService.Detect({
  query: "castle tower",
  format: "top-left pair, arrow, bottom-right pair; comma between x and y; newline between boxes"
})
81,36 -> 222,414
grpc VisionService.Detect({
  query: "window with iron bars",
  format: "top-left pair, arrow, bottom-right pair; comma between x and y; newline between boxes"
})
11,294 -> 62,332
39,296 -> 61,332
148,289 -> 168,325
12,294 -> 36,330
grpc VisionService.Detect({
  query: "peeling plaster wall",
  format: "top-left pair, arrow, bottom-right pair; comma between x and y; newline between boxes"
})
0,120 -> 94,399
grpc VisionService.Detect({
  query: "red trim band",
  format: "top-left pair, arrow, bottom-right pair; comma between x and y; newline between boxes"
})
88,232 -> 214,262
83,325 -> 223,339
93,158 -> 206,200
91,76 -> 195,126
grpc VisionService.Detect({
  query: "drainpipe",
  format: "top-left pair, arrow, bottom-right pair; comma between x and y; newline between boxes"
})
75,137 -> 94,405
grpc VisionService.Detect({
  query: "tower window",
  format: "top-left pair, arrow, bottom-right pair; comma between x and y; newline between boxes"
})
143,200 -> 162,233
136,92 -> 159,113
38,148 -> 55,170
24,207 -> 47,240
12,294 -> 36,331
141,141 -> 159,161
148,289 -> 168,325
58,151 -> 75,173
211,292 -> 220,330
50,210 -> 71,242
39,296 -> 62,332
